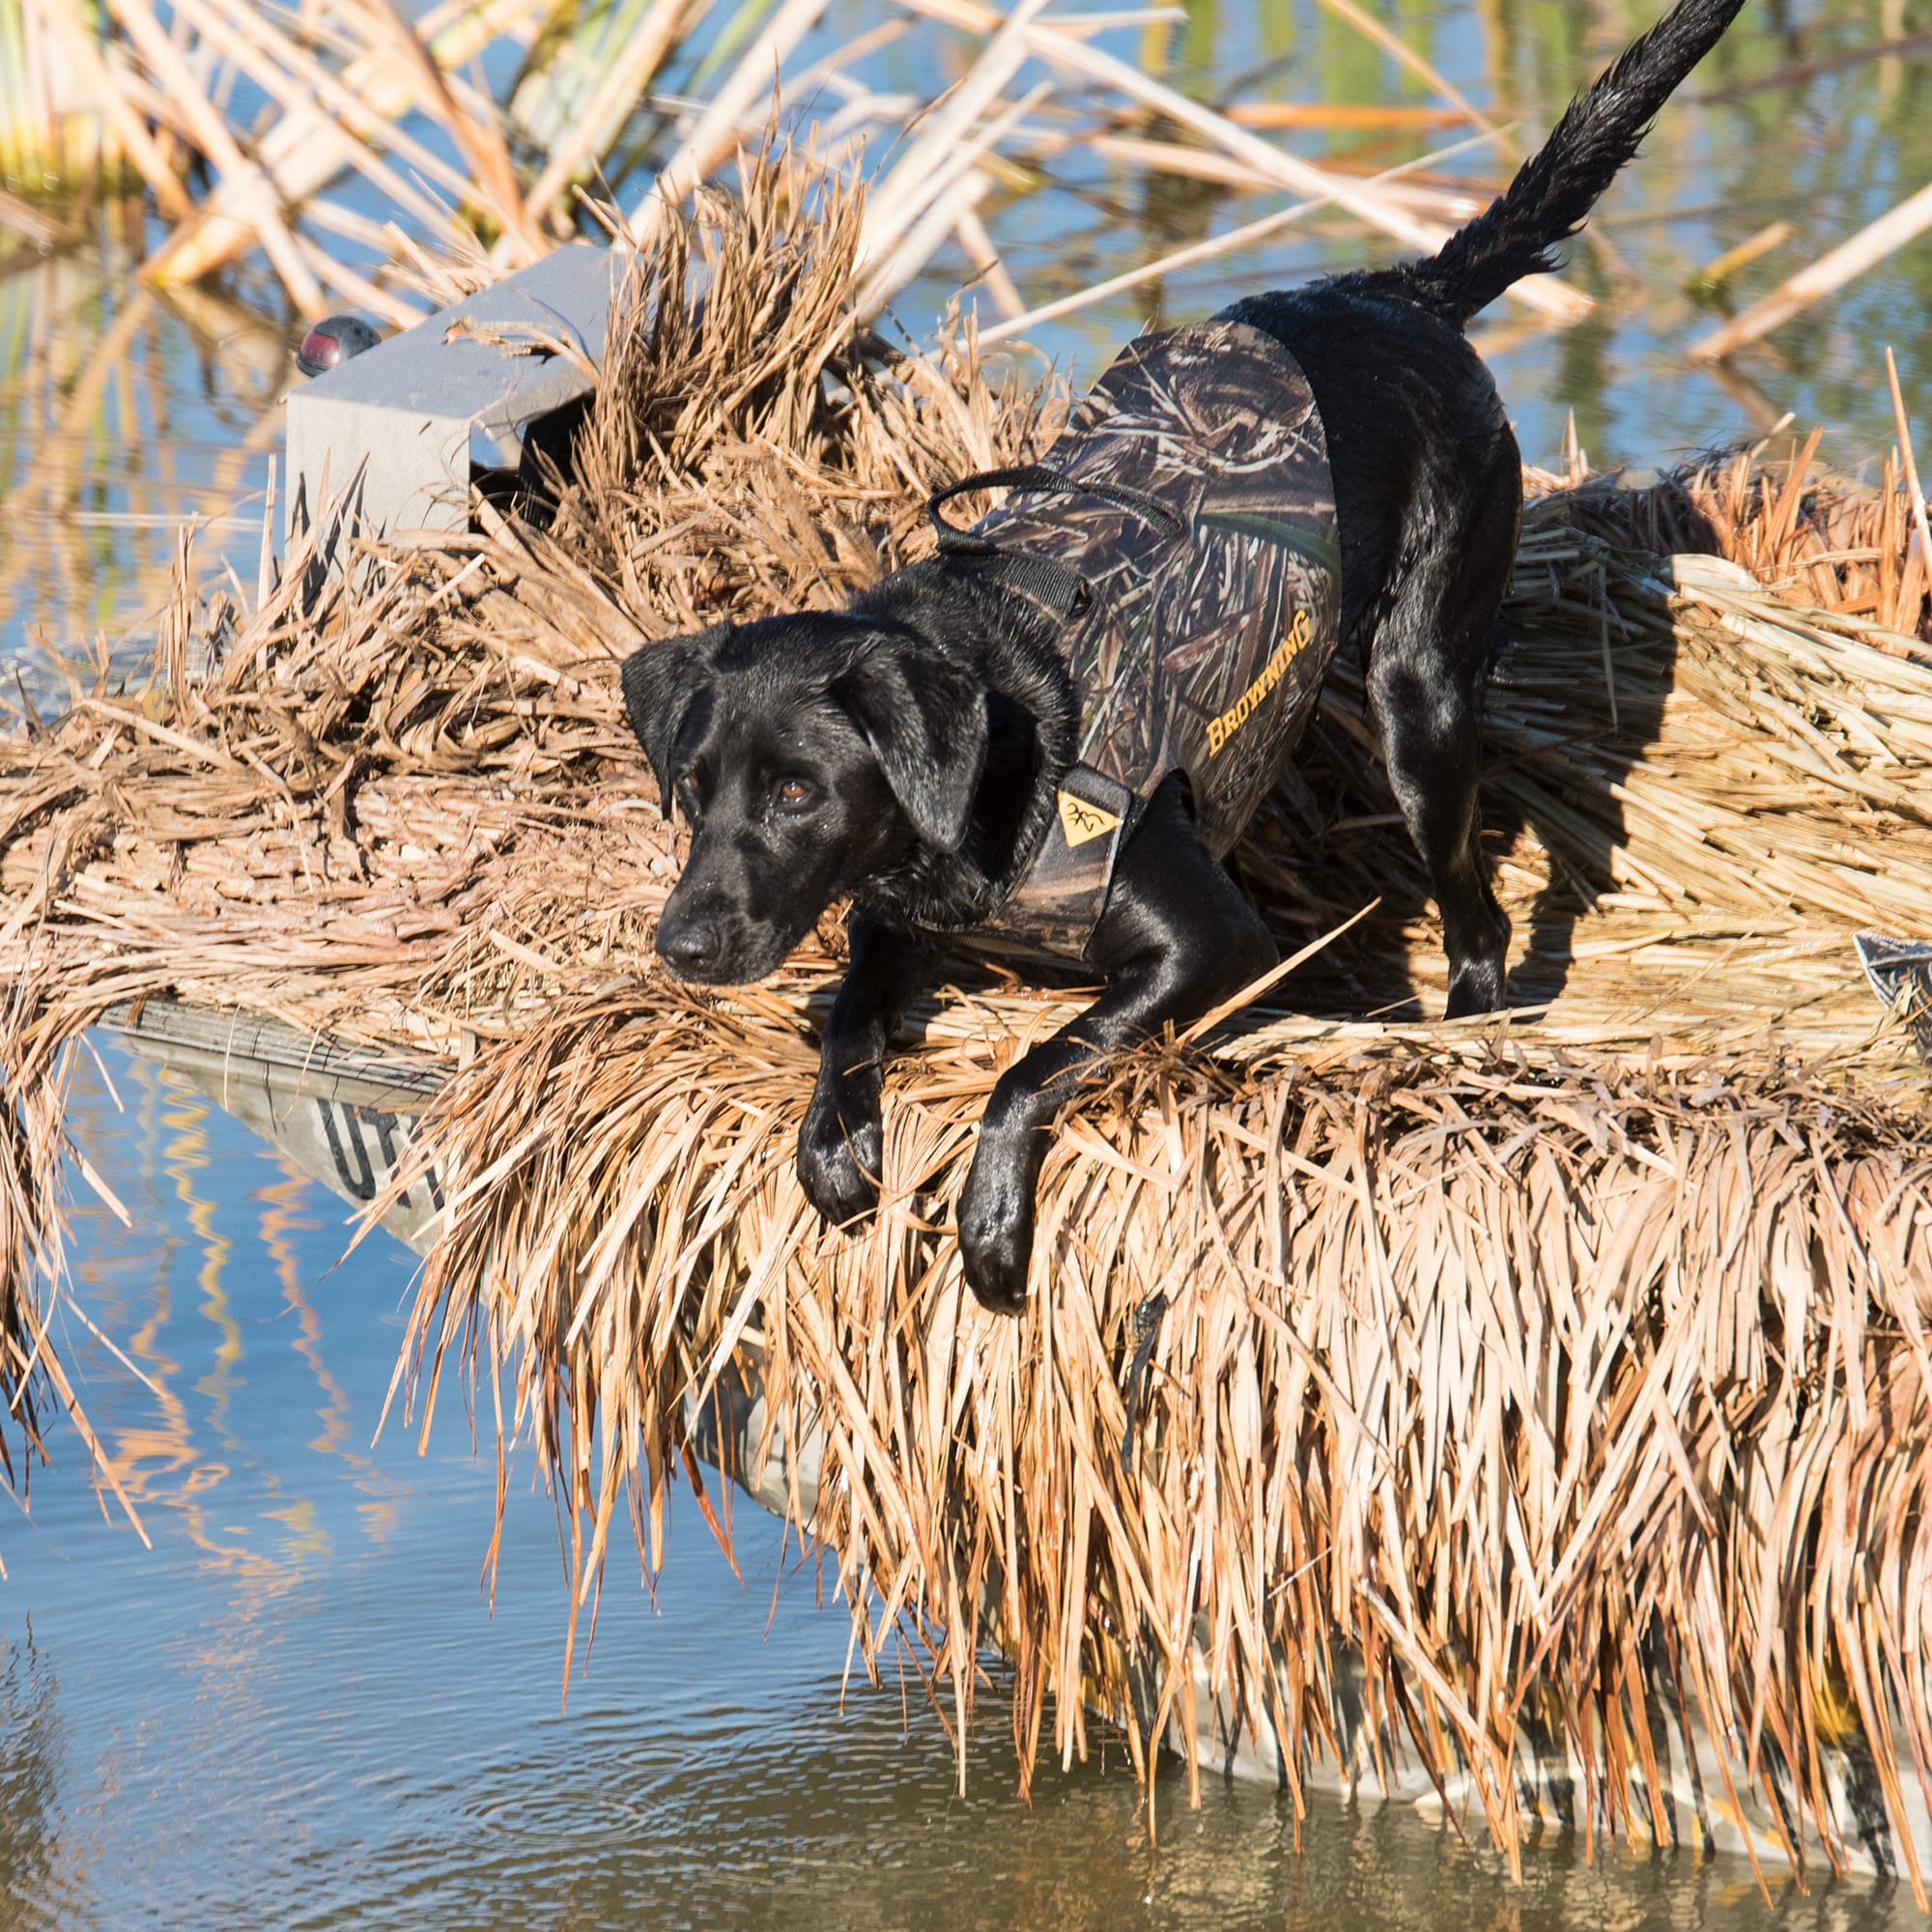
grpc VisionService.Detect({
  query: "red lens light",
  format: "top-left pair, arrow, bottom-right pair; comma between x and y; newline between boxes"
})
297,326 -> 341,376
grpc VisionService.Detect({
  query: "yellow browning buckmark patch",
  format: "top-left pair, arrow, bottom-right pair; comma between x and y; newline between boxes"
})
1206,607 -> 1313,757
1057,789 -> 1122,848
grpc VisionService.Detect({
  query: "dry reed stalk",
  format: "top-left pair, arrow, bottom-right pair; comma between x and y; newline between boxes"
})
1888,346 -> 1932,580
857,0 -> 1048,266
351,0 -> 545,264
0,963 -> 146,1553
1689,176 -> 1932,362
27,0 -> 1578,363
1084,133 -> 1487,218
951,202 -> 1024,319
1629,434 -> 1932,640
0,166 -> 1930,1876
1221,100 -> 1465,131
156,0 -> 497,240
1689,217 -> 1791,295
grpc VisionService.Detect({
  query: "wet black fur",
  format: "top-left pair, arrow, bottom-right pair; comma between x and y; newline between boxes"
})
621,0 -> 1751,1312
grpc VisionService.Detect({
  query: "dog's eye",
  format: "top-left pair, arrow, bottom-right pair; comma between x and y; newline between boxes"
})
775,778 -> 816,812
675,775 -> 702,821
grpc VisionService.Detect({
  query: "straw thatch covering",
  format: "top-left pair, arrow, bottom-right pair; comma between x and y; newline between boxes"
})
5,162 -> 1932,1881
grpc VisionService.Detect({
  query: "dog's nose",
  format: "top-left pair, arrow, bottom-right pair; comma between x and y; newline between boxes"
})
656,912 -> 721,976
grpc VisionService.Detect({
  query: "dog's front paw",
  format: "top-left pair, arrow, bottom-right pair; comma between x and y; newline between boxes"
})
956,1162 -> 1036,1315
798,1089 -> 883,1227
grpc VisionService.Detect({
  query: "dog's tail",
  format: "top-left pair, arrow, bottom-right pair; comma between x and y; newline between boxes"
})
1406,0 -> 1747,327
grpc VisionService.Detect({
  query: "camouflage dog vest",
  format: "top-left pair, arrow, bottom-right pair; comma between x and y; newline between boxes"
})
930,320 -> 1340,961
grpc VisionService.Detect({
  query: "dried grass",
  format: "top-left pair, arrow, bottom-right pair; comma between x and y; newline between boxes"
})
2,162 -> 1931,1876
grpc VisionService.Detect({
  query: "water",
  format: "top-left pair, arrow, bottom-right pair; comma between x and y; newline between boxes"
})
921,0 -> 1932,470
6,2 -> 1932,1920
4,1037 -> 1924,1927
0,225 -> 286,689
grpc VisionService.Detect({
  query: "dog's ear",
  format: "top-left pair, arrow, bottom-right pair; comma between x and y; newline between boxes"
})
835,635 -> 989,852
621,630 -> 719,816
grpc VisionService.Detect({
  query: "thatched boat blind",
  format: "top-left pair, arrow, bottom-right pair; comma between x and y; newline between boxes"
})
5,179 -> 1932,1882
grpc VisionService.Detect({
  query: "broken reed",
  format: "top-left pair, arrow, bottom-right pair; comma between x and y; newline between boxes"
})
1,166 -> 1930,1875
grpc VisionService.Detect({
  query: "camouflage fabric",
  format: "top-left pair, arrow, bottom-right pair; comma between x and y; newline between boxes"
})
962,320 -> 1340,960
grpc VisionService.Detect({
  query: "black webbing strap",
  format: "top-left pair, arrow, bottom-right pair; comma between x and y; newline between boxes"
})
926,464 -> 1186,624
947,548 -> 1089,622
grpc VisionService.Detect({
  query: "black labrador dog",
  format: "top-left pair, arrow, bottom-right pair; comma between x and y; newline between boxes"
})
623,0 -> 1748,1313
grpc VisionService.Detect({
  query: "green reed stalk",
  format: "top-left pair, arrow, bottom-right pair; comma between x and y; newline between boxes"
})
0,0 -> 123,201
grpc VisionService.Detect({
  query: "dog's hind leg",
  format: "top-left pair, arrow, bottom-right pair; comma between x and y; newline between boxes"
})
1366,526 -> 1516,1021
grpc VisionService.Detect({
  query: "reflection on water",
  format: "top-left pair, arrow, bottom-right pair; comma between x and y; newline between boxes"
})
0,1048 -> 1927,1926
0,220 -> 284,688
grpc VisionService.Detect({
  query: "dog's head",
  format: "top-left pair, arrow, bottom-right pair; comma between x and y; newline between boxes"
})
621,612 -> 989,982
